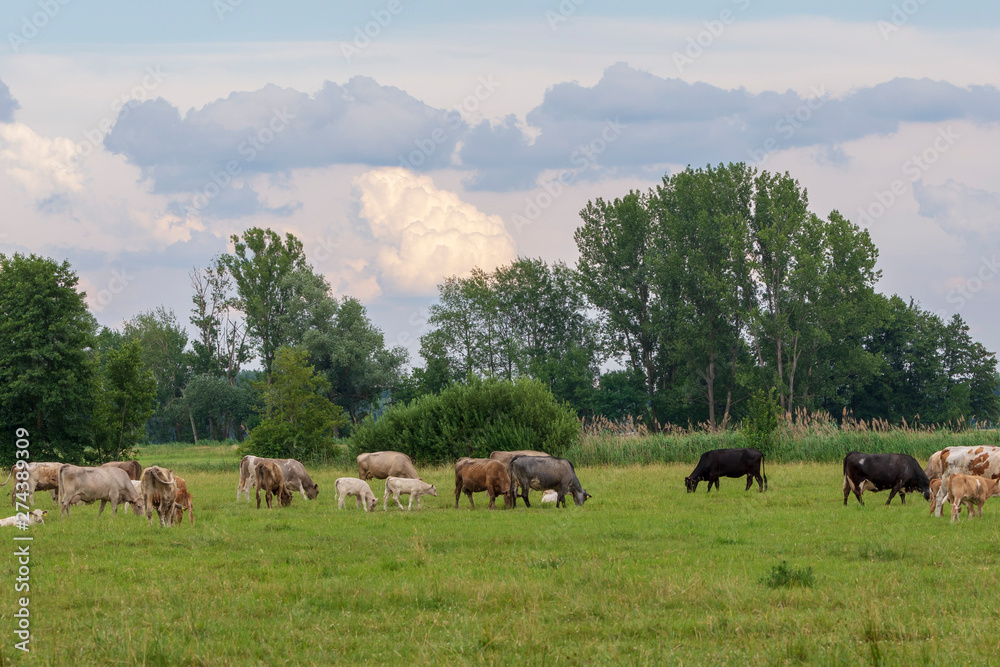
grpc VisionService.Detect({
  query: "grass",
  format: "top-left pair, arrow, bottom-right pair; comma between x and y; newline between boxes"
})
2,445 -> 1000,664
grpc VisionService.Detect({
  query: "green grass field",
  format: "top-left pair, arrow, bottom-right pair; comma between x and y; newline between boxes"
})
2,444 -> 998,665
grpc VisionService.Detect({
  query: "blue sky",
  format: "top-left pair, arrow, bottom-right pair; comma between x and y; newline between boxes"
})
1,1 -> 999,363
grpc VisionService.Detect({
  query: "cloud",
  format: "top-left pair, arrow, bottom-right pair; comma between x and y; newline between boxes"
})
459,63 -> 1000,190
0,123 -> 83,199
354,167 -> 516,294
0,79 -> 18,123
914,179 -> 1000,243
104,78 -> 467,218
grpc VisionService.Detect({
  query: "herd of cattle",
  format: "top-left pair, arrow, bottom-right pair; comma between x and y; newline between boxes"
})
4,444 -> 1000,526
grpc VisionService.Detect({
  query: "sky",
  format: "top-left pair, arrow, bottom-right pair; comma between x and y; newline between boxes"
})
1,0 -> 1000,365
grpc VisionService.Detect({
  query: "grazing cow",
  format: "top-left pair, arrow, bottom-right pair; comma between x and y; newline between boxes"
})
383,477 -> 437,511
842,452 -> 930,506
101,460 -> 142,481
58,465 -> 142,518
510,456 -> 591,508
454,458 -> 511,509
141,466 -> 179,526
541,490 -> 559,504
0,509 -> 46,527
2,461 -> 62,507
490,450 -> 551,505
945,473 -> 1000,523
172,476 -> 195,525
928,478 -> 945,516
255,460 -> 292,509
685,448 -> 767,493
237,456 -> 318,502
357,451 -> 419,481
335,478 -> 378,512
929,446 -> 1000,517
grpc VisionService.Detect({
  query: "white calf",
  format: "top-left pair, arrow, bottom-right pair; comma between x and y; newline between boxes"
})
335,478 -> 378,512
0,509 -> 46,527
383,477 -> 437,511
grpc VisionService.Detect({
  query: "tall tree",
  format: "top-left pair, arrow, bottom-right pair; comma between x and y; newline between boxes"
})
91,339 -> 156,462
190,262 -> 250,383
0,254 -> 97,464
219,228 -> 309,380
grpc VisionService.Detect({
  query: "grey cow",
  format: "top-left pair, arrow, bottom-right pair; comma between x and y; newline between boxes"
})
509,456 -> 591,508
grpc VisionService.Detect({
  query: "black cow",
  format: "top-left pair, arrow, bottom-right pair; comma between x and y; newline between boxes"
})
509,456 -> 591,508
684,448 -> 767,493
842,451 -> 931,506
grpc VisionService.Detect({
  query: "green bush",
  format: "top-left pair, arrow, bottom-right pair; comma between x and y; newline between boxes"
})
743,388 -> 781,458
349,376 -> 580,464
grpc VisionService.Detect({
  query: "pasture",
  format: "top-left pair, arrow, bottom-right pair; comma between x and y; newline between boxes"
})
2,445 -> 998,665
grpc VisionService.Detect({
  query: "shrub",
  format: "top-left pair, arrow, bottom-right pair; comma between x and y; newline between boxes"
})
349,376 -> 580,464
742,388 -> 781,458
761,561 -> 814,588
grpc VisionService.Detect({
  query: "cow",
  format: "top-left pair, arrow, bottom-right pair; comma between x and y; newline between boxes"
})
928,478 -> 944,516
172,476 -> 195,526
357,451 -> 419,481
255,460 -> 292,509
929,446 -> 1000,517
685,448 -> 767,493
58,465 -> 142,518
490,450 -> 551,506
383,477 -> 437,511
2,461 -> 62,507
842,452 -> 930,506
141,466 -> 179,526
237,456 -> 319,502
0,509 -> 46,527
335,478 -> 378,512
541,490 -> 559,504
128,479 -> 186,522
944,473 -> 1000,523
510,456 -> 591,508
454,458 -> 511,509
101,460 -> 142,481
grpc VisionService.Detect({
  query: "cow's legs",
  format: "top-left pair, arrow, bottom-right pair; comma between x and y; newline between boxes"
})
886,483 -> 902,505
404,493 -> 412,511
256,486 -> 262,509
487,492 -> 495,509
337,493 -> 345,510
745,474 -> 753,491
465,490 -> 475,508
97,499 -> 107,517
934,478 -> 948,517
521,489 -> 531,508
951,499 -> 961,523
755,473 -> 764,492
299,486 -> 308,501
900,491 -> 906,505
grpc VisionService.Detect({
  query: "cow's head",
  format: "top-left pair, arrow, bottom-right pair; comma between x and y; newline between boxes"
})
684,476 -> 699,493
427,485 -> 437,497
305,483 -> 319,500
572,489 -> 592,506
279,487 -> 294,507
366,496 -> 378,512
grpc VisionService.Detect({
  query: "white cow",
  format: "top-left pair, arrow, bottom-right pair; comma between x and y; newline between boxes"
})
335,478 -> 378,512
1,462 -> 62,507
383,477 -> 437,511
57,465 -> 142,518
540,490 -> 559,504
0,509 -> 46,527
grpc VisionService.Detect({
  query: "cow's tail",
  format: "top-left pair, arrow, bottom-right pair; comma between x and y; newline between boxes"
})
0,466 -> 13,488
150,466 -> 175,486
761,454 -> 768,492
57,464 -> 66,507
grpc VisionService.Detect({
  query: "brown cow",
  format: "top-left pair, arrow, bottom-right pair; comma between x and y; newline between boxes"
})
945,473 -> 1000,523
172,476 -> 195,525
141,466 -> 178,527
255,460 -> 292,509
101,460 -> 142,481
2,462 -> 62,507
454,458 -> 511,509
357,452 -> 419,481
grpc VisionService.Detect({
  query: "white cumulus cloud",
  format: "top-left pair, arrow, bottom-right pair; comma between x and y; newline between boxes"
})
354,167 -> 517,293
0,122 -> 83,198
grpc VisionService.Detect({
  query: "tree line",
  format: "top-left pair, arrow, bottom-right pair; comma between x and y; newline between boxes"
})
1,163 -> 997,464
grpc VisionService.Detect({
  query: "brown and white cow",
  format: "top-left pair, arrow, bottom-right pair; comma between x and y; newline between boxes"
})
255,460 -> 292,509
237,456 -> 318,501
930,446 -> 1000,517
58,465 -> 142,518
141,465 -> 178,526
101,460 -> 142,481
357,451 -> 419,481
454,458 -> 511,509
0,509 -> 46,527
2,461 -> 62,507
944,473 -> 1000,523
335,477 -> 378,512
383,477 -> 437,511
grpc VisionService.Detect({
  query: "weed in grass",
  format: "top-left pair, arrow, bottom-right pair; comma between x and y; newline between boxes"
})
761,561 -> 815,588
